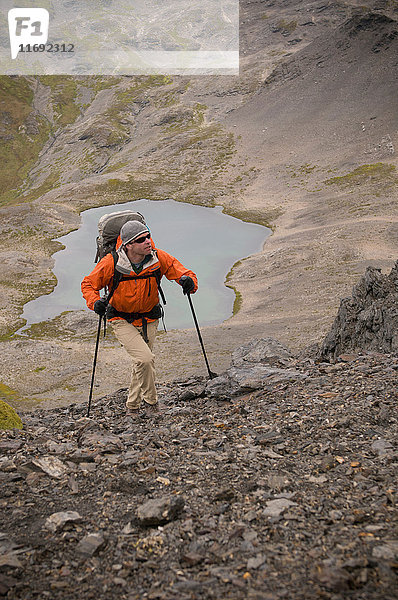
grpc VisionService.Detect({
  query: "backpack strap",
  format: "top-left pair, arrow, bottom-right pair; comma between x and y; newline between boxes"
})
105,251 -> 124,303
155,269 -> 167,305
108,250 -> 167,306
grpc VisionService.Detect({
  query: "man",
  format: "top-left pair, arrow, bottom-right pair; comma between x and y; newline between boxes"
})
81,220 -> 197,416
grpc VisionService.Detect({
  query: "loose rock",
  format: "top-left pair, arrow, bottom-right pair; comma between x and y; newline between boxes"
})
44,511 -> 82,532
136,496 -> 185,526
76,533 -> 106,556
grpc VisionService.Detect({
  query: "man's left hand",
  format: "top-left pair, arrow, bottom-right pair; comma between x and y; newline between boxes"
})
179,275 -> 195,295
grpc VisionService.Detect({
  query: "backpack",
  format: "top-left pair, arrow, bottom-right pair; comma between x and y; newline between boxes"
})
94,210 -> 167,335
95,210 -> 146,262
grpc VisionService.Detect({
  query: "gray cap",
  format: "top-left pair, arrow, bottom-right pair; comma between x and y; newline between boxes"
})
120,221 -> 149,244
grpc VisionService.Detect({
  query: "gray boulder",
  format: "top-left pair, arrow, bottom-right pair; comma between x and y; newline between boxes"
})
206,338 -> 303,399
231,337 -> 293,367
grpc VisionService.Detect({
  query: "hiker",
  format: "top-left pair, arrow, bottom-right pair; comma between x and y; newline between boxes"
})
81,220 -> 197,415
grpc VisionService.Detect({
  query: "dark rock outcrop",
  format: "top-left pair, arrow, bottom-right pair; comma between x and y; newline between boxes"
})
320,261 -> 398,360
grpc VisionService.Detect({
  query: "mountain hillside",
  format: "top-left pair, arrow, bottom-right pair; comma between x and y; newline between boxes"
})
231,12 -> 398,170
1,5 -> 397,597
0,0 -> 397,406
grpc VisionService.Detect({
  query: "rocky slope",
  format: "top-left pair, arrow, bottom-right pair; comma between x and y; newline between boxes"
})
0,340 -> 397,599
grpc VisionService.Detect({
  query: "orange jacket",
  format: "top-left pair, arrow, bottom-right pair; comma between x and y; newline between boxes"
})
81,248 -> 198,326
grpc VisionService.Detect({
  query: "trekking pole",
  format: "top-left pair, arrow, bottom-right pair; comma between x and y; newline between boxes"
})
87,315 -> 103,417
187,293 -> 217,379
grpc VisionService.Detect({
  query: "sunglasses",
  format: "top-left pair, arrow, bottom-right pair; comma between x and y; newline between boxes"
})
132,233 -> 151,244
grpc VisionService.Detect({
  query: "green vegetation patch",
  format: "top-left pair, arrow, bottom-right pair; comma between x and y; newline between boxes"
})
277,19 -> 298,34
115,75 -> 173,103
19,171 -> 61,204
0,75 -> 84,205
286,163 -> 320,180
161,102 -> 207,134
324,163 -> 397,188
0,77 -> 52,205
226,206 -> 281,229
101,78 -> 174,148
0,397 -> 23,429
93,173 -> 172,205
0,76 -> 33,104
229,286 -> 243,316
225,260 -> 244,316
0,75 -> 88,204
0,382 -> 42,413
39,76 -> 80,126
92,109 -> 239,208
19,311 -> 71,340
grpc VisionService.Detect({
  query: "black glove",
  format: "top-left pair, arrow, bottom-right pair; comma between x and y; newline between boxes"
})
179,275 -> 195,295
93,298 -> 108,316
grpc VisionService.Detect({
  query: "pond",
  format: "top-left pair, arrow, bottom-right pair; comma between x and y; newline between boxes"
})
19,199 -> 270,331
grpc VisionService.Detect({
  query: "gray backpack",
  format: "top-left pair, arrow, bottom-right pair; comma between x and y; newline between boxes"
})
95,210 -> 146,262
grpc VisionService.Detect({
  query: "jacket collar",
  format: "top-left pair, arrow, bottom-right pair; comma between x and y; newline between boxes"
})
115,247 -> 159,275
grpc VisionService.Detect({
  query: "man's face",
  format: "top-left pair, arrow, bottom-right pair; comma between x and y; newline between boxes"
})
126,233 -> 152,257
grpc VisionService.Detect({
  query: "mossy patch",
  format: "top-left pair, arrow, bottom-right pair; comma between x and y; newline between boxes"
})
225,260 -> 245,316
0,77 -> 33,104
0,398 -> 23,430
0,382 -> 44,411
115,75 -> 173,102
225,206 -> 281,230
81,76 -> 122,99
92,173 -> 174,206
17,313 -> 70,340
0,75 -> 112,204
161,102 -> 207,134
324,163 -> 397,189
277,19 -> 298,34
12,309 -> 104,342
18,171 -> 61,204
0,321 -> 25,341
229,287 -> 243,316
286,163 -> 320,183
0,77 -> 52,205
39,76 -> 80,126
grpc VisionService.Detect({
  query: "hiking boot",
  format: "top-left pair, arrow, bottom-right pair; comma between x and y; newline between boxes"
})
145,402 -> 160,414
126,407 -> 140,418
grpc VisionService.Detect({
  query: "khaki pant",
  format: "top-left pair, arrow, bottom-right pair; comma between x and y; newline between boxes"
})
111,319 -> 158,409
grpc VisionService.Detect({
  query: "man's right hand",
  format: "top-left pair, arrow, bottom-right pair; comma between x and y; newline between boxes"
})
93,298 -> 108,316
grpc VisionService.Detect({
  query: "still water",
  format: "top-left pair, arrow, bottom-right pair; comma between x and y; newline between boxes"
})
20,199 -> 270,331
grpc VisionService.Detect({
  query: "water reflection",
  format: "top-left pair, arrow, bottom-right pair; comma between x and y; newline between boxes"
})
20,199 -> 269,331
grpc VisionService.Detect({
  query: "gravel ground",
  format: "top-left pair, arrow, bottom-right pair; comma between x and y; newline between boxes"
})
1,350 -> 397,600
